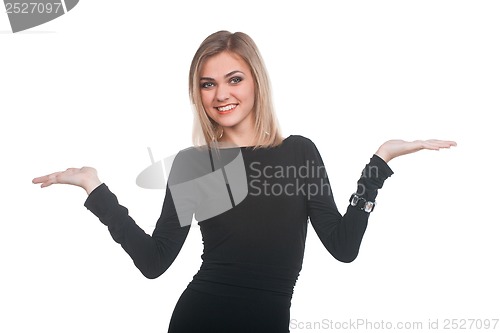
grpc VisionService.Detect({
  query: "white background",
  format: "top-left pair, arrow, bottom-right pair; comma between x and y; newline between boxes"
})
1,1 -> 499,332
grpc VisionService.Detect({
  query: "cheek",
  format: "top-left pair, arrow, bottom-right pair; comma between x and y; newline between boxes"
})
245,89 -> 256,108
200,92 -> 213,110
236,84 -> 255,103
245,83 -> 256,105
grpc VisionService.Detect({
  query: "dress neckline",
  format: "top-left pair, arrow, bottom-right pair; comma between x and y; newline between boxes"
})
216,135 -> 292,150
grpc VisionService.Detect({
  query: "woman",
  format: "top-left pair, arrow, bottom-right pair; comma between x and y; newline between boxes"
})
33,31 -> 456,332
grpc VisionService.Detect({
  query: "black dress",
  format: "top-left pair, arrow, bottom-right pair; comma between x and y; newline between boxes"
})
84,135 -> 393,332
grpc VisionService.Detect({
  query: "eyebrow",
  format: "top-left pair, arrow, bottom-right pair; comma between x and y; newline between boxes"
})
200,70 -> 245,81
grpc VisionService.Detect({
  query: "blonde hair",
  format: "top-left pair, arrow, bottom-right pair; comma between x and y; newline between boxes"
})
189,31 -> 283,149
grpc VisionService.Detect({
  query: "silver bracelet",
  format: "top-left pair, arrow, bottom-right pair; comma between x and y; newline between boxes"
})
349,193 -> 376,213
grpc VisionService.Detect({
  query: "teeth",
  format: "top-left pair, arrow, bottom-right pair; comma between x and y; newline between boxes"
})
217,104 -> 236,112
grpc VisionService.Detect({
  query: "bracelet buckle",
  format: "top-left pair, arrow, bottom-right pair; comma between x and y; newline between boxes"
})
349,193 -> 376,213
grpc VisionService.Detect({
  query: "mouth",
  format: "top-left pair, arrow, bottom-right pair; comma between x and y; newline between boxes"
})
216,104 -> 237,114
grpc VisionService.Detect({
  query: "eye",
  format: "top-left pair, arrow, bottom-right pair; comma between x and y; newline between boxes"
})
200,81 -> 214,89
229,76 -> 243,84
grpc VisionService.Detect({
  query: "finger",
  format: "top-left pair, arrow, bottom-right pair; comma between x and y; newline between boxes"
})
434,141 -> 457,149
427,139 -> 457,147
32,176 -> 47,184
33,172 -> 62,186
32,173 -> 55,184
422,144 -> 442,150
420,140 -> 454,148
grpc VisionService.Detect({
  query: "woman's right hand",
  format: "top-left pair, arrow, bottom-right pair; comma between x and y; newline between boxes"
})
32,167 -> 102,195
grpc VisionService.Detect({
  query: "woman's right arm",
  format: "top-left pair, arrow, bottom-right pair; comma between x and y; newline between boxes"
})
32,167 -> 191,279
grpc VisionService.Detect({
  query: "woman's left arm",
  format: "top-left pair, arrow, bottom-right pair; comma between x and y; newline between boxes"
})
307,138 -> 456,263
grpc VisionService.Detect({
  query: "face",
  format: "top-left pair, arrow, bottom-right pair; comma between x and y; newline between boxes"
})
199,51 -> 256,135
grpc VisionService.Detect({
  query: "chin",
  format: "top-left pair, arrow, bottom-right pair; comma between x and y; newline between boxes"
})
213,117 -> 241,128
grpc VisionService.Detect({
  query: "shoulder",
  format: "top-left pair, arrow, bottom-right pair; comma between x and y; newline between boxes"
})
284,134 -> 318,150
168,145 -> 214,185
283,135 -> 326,165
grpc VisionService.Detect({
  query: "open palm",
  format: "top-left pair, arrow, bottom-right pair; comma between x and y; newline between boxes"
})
32,167 -> 102,195
375,139 -> 457,163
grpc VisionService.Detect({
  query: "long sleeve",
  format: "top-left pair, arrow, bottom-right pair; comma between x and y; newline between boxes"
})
84,183 -> 191,279
306,140 -> 393,263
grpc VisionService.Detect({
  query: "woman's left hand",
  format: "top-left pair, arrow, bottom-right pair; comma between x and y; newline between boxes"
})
375,139 -> 457,163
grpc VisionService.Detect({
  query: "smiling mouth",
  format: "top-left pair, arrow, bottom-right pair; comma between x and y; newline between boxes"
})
216,104 -> 237,113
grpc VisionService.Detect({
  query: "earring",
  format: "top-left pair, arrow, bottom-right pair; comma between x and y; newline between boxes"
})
218,128 -> 224,139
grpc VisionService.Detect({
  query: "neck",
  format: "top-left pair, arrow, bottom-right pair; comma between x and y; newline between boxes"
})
218,112 -> 258,147
219,127 -> 257,147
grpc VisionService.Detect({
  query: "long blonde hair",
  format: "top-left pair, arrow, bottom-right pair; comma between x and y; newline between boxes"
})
189,31 -> 283,149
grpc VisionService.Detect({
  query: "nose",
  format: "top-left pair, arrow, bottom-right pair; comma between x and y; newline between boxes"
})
215,85 -> 230,103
